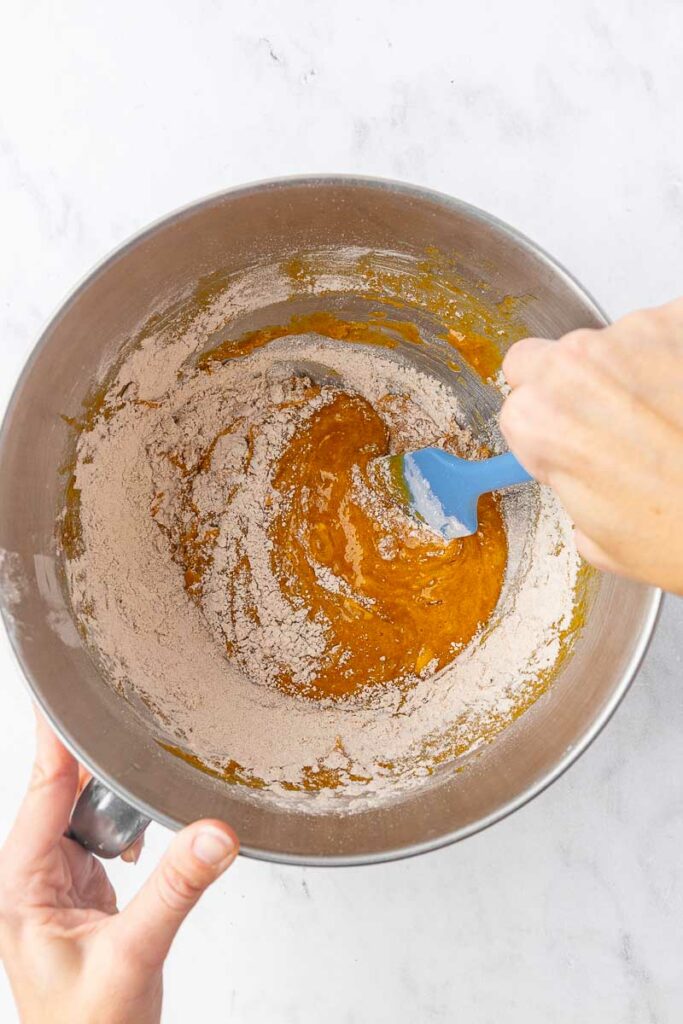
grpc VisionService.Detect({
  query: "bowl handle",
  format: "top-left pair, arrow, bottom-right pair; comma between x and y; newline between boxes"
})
67,778 -> 151,859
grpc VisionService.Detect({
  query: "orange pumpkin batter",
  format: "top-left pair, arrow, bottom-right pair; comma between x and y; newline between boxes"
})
270,389 -> 508,700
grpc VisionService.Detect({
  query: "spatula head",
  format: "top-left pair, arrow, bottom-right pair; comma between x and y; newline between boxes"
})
382,449 -> 480,540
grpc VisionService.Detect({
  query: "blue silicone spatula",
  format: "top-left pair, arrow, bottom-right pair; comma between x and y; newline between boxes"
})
383,448 -> 533,540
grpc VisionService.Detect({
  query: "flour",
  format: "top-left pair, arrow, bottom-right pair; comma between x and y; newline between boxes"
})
63,313 -> 581,813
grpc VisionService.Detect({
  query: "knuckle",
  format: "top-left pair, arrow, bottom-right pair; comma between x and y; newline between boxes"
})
157,862 -> 203,912
558,328 -> 597,364
502,337 -> 550,385
501,338 -> 528,374
500,387 -> 544,439
563,327 -> 595,347
29,761 -> 72,795
499,393 -> 550,479
649,302 -> 683,335
617,304 -> 683,356
28,763 -> 50,793
516,407 -> 590,485
498,391 -> 526,442
618,309 -> 659,337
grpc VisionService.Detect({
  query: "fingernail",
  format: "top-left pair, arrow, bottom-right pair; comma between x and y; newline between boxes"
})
192,827 -> 235,866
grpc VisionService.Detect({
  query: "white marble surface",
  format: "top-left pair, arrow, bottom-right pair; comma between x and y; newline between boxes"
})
1,1 -> 682,1020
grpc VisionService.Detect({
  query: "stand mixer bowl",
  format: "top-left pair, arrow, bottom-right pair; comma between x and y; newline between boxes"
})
0,177 -> 660,865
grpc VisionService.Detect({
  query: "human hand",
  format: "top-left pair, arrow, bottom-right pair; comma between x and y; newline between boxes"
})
0,711 -> 238,1024
500,298 -> 683,594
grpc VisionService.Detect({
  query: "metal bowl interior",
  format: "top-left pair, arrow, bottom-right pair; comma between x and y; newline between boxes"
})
0,177 -> 660,865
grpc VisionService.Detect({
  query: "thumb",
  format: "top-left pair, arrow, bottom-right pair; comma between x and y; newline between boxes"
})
114,820 -> 238,968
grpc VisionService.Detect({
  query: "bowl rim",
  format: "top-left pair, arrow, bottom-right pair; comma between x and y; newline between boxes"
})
0,174 -> 663,867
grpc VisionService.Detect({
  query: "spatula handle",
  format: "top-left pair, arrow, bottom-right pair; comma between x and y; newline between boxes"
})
473,451 -> 533,495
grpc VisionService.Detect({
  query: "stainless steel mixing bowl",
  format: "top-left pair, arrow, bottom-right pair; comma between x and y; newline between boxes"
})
0,177 -> 660,865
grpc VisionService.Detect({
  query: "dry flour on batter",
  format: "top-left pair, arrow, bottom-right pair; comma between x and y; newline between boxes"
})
63,314 -> 581,811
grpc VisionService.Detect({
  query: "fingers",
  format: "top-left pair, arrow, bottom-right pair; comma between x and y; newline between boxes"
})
499,386 -> 553,483
502,337 -> 552,388
573,528 -> 622,576
500,338 -> 561,482
499,331 -> 605,482
114,820 -> 238,968
4,709 -> 79,868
